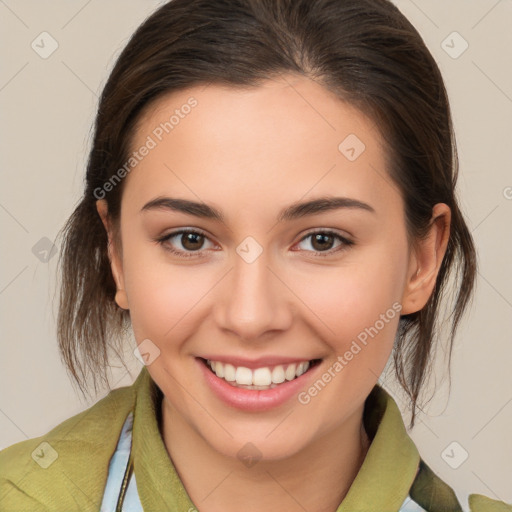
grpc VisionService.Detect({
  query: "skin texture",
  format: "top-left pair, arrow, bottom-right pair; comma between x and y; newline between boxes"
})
97,74 -> 450,512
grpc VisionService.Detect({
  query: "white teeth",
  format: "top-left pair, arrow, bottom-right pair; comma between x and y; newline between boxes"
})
253,367 -> 272,386
206,359 -> 315,388
235,366 -> 253,385
285,364 -> 297,381
296,361 -> 310,377
223,363 -> 236,382
271,365 -> 286,384
213,361 -> 222,377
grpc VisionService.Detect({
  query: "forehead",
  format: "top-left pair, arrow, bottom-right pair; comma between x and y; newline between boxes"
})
133,74 -> 384,156
122,74 -> 398,219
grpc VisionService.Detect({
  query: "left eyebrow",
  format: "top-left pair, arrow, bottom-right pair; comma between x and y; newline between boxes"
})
278,196 -> 376,222
140,195 -> 376,222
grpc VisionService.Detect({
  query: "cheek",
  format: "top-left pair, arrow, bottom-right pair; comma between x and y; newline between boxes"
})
294,241 -> 407,353
121,242 -> 210,343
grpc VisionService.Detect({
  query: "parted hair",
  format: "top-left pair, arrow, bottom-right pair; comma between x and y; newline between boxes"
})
56,0 -> 476,428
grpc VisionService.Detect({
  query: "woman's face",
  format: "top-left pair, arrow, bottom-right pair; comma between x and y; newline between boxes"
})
98,74 -> 444,460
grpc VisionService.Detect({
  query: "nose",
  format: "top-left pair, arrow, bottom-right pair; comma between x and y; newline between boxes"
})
214,247 -> 293,341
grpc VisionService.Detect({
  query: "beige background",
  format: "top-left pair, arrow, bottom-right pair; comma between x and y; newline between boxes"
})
0,0 -> 511,507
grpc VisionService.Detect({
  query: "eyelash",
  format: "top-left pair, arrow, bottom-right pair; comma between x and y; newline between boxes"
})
155,228 -> 354,259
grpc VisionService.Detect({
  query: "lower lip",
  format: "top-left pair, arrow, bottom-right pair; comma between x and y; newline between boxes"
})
196,357 -> 322,412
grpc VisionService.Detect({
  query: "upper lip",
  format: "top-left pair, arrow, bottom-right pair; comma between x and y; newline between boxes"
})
198,355 -> 320,369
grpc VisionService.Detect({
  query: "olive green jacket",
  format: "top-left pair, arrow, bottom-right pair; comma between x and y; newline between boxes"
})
1,366 -> 510,511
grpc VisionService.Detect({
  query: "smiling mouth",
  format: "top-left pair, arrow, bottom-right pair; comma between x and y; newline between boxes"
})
199,357 -> 322,390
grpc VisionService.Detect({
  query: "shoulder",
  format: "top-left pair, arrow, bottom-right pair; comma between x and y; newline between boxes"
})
0,381 -> 136,511
409,458 -> 512,511
468,494 -> 512,512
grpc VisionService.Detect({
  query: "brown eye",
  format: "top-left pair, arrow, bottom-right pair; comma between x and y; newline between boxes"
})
156,229 -> 214,258
181,232 -> 205,251
310,233 -> 335,251
295,230 -> 354,257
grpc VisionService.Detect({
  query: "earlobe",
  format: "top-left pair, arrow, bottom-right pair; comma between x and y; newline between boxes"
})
109,241 -> 129,310
95,199 -> 130,311
114,288 -> 129,311
400,203 -> 451,315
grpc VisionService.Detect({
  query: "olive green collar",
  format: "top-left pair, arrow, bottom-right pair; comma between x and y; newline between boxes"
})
1,366 -> 507,511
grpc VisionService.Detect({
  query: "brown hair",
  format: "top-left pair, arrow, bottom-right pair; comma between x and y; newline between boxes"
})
56,0 -> 476,427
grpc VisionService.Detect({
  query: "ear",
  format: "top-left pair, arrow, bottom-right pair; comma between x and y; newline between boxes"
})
96,199 -> 129,310
400,203 -> 451,315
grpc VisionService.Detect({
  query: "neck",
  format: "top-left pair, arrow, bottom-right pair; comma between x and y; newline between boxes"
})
160,398 -> 371,512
